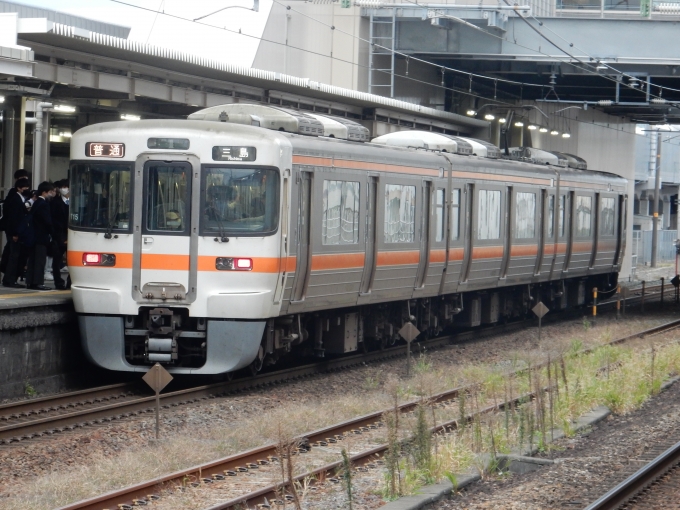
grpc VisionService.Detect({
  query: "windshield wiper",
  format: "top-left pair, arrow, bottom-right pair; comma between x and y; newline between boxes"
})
210,206 -> 229,243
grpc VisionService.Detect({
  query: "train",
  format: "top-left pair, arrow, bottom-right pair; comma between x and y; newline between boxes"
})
68,104 -> 627,375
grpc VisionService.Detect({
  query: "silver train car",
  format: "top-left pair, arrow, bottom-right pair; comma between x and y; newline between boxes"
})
68,118 -> 627,374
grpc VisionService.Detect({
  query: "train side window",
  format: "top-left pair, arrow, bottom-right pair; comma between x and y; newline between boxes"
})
384,184 -> 416,243
576,195 -> 592,237
559,195 -> 566,237
478,189 -> 501,240
600,197 -> 616,236
515,192 -> 536,239
451,189 -> 460,240
322,180 -> 360,245
548,195 -> 555,238
435,188 -> 445,242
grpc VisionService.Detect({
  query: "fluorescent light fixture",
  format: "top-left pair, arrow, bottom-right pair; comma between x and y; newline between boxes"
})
484,114 -> 495,121
0,96 -> 4,103
550,130 -> 559,135
498,118 -> 506,123
514,121 -> 524,127
466,110 -> 476,116
121,114 -> 141,121
54,104 -> 76,113
59,132 -> 72,138
562,133 -> 571,138
539,127 -> 548,133
528,124 -> 537,130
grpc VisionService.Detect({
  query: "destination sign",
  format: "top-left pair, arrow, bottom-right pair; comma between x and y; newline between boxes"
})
212,146 -> 257,162
86,142 -> 125,158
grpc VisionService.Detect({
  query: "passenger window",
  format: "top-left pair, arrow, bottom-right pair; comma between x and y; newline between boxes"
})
515,192 -> 536,239
559,195 -> 565,237
435,189 -> 445,242
600,197 -> 616,236
384,184 -> 416,243
576,196 -> 592,237
548,195 -> 555,238
478,189 -> 501,240
451,189 -> 460,240
322,180 -> 360,245
146,164 -> 189,233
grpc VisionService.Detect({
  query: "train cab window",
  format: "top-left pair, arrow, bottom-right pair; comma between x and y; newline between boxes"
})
435,189 -> 445,242
451,189 -> 460,240
69,162 -> 131,231
515,192 -> 536,239
478,190 -> 501,240
576,196 -> 592,237
146,164 -> 189,233
322,180 -> 360,245
600,197 -> 616,236
201,167 -> 279,235
384,184 -> 416,243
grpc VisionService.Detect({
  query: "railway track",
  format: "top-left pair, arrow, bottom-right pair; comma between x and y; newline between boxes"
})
585,439 -> 680,509
55,314 -> 680,510
0,283 -> 669,446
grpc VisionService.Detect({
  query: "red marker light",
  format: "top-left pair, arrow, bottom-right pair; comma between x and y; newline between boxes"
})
83,253 -> 101,265
215,257 -> 253,271
82,253 -> 116,266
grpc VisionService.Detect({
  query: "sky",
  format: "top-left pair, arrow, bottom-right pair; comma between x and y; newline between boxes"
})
12,0 -> 274,68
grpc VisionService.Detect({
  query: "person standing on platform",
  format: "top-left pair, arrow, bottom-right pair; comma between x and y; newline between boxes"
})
50,179 -> 69,290
1,178 -> 30,288
25,181 -> 55,291
0,169 -> 30,276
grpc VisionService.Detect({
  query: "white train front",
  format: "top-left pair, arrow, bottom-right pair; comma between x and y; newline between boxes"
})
69,114 -> 626,375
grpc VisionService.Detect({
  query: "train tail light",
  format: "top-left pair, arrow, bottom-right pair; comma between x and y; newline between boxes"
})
216,257 -> 253,271
82,253 -> 116,266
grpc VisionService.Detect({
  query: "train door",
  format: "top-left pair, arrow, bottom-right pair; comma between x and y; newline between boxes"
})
290,171 -> 312,305
441,181 -> 466,293
358,175 -> 378,302
132,155 -> 200,304
414,180 -> 432,292
459,182 -> 475,284
534,189 -> 548,276
613,194 -> 627,269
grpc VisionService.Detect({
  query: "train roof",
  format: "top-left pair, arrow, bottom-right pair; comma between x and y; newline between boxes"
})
71,120 -> 627,191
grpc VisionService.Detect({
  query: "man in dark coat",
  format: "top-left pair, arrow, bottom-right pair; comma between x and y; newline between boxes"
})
1,177 -> 30,288
50,179 -> 69,289
26,181 -> 55,291
0,169 -> 30,278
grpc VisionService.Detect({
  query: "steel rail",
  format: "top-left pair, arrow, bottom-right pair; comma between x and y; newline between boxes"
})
585,439 -> 680,510
0,288 -> 670,444
56,317 -> 680,510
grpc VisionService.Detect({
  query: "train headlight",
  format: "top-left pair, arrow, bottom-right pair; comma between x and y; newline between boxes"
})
216,257 -> 253,271
82,253 -> 116,266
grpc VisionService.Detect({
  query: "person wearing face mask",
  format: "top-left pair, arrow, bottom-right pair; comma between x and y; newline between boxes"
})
49,179 -> 69,289
25,181 -> 55,291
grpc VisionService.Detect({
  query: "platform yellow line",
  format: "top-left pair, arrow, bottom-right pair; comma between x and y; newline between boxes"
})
0,290 -> 71,299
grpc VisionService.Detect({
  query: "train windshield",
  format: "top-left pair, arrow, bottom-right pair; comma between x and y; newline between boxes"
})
69,162 -> 132,231
202,167 -> 279,235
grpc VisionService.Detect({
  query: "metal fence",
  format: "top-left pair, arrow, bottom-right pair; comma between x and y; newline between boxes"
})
631,229 -> 678,266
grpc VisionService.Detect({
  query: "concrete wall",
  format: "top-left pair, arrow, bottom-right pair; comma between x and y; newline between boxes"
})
252,3 -> 367,91
0,298 -> 94,400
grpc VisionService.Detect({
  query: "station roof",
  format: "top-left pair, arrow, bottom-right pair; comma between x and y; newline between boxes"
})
0,12 -> 486,135
0,0 -> 130,38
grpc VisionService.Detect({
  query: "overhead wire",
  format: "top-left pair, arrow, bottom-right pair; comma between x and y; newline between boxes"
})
105,0 -> 680,143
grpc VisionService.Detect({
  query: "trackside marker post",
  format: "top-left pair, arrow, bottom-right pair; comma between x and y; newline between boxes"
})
399,322 -> 420,377
142,363 -> 173,440
532,301 -> 549,342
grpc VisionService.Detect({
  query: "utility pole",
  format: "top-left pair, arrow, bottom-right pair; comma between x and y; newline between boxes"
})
651,129 -> 662,268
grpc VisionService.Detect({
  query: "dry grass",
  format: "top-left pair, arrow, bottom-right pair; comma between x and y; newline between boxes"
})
1,313 -> 675,509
